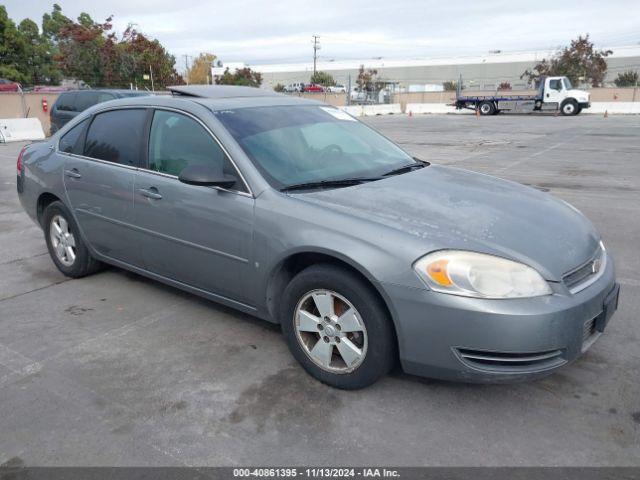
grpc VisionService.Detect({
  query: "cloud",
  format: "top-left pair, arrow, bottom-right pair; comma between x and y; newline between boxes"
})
4,0 -> 639,66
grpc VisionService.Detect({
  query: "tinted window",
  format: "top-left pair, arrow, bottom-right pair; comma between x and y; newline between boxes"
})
97,92 -> 116,103
84,109 -> 147,166
55,92 -> 77,111
75,91 -> 100,111
59,118 -> 88,154
148,110 -> 244,190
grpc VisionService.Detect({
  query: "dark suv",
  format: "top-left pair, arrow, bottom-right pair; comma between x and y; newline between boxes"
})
50,89 -> 151,134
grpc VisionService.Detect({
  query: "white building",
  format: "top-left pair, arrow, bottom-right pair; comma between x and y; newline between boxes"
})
215,45 -> 640,90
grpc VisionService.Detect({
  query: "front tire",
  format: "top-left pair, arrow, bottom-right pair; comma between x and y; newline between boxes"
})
280,264 -> 395,389
43,201 -> 101,278
561,99 -> 579,116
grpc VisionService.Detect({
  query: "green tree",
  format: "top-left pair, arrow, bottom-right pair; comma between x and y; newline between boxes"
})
42,4 -> 70,44
310,71 -> 335,86
17,18 -> 61,85
521,35 -> 612,87
614,70 -> 639,87
273,83 -> 285,92
215,67 -> 262,87
0,5 -> 28,83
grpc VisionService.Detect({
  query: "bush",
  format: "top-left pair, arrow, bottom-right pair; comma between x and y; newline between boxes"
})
614,70 -> 639,87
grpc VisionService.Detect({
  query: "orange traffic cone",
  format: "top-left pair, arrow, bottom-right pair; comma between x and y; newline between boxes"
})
604,110 -> 609,118
475,108 -> 480,118
554,109 -> 559,117
408,110 -> 413,117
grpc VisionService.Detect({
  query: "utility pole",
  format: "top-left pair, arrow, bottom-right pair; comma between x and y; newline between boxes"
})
312,35 -> 320,76
183,54 -> 192,84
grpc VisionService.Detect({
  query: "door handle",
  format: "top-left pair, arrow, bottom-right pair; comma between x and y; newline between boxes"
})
138,187 -> 162,200
64,168 -> 82,179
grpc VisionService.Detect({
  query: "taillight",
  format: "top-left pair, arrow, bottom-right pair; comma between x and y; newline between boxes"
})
17,146 -> 26,174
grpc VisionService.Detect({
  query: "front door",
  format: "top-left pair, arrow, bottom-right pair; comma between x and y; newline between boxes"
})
63,108 -> 148,267
545,77 -> 564,107
133,109 -> 254,305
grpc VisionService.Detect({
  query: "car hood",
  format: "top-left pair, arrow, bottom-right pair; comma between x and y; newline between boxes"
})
295,165 -> 600,281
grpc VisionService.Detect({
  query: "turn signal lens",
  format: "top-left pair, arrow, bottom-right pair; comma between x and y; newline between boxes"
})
426,259 -> 452,286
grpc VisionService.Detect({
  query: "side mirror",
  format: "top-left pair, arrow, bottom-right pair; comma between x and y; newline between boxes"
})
178,164 -> 237,188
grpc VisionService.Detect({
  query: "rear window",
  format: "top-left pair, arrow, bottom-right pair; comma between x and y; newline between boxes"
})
75,92 -> 100,111
59,118 -> 89,154
55,92 -> 78,112
84,109 -> 147,166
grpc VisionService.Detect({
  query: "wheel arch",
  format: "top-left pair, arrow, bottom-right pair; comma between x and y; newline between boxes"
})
265,249 -> 399,341
36,191 -> 63,226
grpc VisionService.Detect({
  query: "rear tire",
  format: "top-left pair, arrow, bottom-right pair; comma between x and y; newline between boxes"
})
478,101 -> 495,115
280,264 -> 395,389
561,99 -> 579,116
43,201 -> 101,278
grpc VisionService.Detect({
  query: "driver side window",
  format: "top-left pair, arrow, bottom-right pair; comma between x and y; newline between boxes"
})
549,79 -> 562,91
148,110 -> 246,192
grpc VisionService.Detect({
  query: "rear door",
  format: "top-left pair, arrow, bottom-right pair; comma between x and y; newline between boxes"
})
62,108 -> 148,267
133,108 -> 255,304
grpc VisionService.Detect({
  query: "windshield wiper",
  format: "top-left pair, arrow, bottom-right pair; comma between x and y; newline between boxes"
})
280,177 -> 380,192
382,161 -> 428,177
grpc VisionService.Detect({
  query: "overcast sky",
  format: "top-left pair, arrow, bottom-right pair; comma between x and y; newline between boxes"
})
4,0 -> 640,69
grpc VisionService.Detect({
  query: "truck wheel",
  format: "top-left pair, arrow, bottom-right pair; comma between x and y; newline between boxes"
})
280,264 -> 396,389
561,99 -> 579,116
478,101 -> 495,115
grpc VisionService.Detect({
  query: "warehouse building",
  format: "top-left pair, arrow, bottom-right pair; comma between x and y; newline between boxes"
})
215,45 -> 640,91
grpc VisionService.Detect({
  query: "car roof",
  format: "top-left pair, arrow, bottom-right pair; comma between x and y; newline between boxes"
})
59,89 -> 151,96
85,86 -> 324,111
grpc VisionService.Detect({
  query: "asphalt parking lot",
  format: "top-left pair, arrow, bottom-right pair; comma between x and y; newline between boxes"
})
0,114 -> 639,467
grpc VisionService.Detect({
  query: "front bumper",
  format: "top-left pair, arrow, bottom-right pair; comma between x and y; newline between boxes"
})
383,257 -> 617,382
579,101 -> 591,109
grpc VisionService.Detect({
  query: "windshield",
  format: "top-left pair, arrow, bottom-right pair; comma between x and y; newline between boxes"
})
562,78 -> 572,90
214,105 -> 415,190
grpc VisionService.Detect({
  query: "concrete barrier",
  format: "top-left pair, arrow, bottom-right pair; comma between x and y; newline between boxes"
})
339,104 -> 402,117
587,102 -> 640,114
405,103 -> 471,115
404,102 -> 640,115
0,118 -> 46,143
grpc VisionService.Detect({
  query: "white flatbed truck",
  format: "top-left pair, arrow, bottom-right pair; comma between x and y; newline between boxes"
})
454,76 -> 591,116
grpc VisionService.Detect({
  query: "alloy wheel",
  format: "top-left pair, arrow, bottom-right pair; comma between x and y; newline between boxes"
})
50,214 -> 76,267
294,289 -> 368,373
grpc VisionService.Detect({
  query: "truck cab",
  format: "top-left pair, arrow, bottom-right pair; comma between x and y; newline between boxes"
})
539,76 -> 591,115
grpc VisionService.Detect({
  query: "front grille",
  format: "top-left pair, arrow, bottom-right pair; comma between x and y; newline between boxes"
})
563,245 -> 605,293
456,348 -> 566,373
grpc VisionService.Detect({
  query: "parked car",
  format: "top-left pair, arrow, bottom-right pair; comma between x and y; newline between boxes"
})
303,83 -> 324,93
283,82 -> 305,93
327,84 -> 347,93
16,86 -> 619,389
50,89 -> 152,134
0,78 -> 21,92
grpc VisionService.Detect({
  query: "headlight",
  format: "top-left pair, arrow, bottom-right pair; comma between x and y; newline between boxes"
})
414,251 -> 552,299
